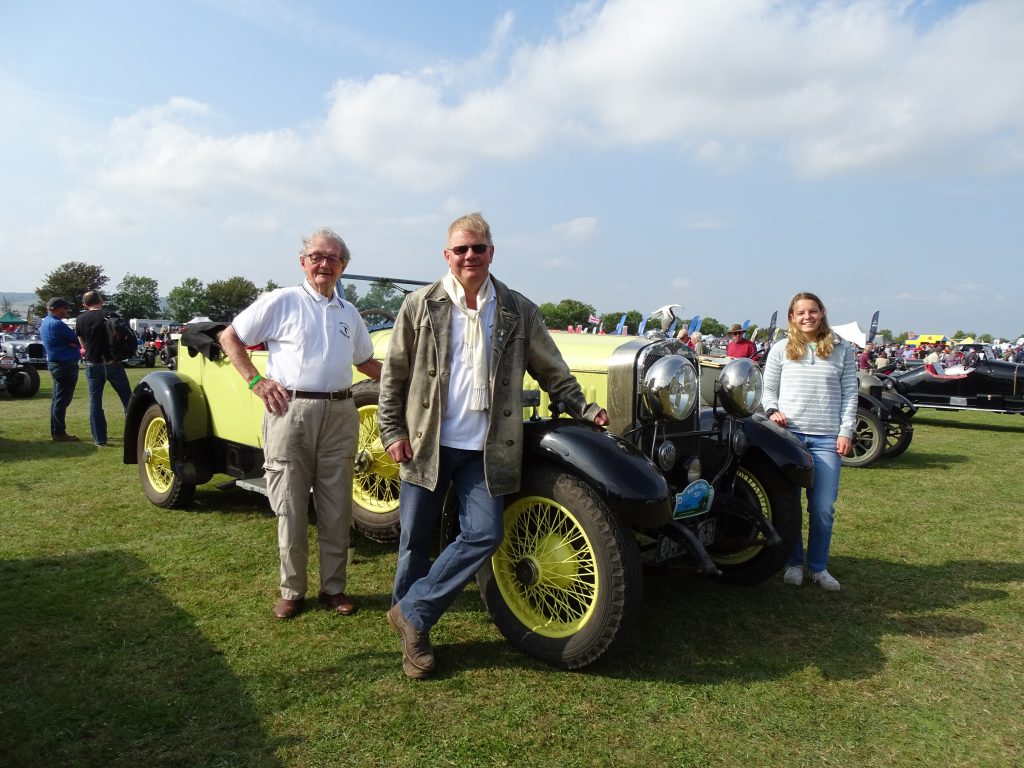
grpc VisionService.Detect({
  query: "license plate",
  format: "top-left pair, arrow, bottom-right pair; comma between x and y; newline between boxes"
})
655,536 -> 684,563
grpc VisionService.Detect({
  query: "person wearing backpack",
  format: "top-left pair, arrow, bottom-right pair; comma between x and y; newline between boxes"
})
75,290 -> 134,447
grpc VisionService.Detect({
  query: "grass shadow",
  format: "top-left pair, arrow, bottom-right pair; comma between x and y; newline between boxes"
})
0,550 -> 281,768
596,556 -> 1022,684
912,415 -> 1024,434
0,434 -> 98,463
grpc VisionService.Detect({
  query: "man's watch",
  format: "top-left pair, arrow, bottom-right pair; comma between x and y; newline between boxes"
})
765,408 -> 779,418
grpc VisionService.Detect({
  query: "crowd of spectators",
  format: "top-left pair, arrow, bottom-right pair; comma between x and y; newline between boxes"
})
856,341 -> 1024,369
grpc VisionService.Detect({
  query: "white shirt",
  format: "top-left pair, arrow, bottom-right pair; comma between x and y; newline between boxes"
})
440,296 -> 496,450
231,282 -> 373,391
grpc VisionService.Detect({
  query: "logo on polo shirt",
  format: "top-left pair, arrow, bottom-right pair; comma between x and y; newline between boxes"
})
337,320 -> 351,339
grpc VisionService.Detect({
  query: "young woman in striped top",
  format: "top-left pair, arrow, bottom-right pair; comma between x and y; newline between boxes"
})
762,292 -> 858,591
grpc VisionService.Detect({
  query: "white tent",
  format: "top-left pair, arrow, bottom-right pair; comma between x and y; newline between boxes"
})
833,321 -> 869,348
187,316 -> 212,324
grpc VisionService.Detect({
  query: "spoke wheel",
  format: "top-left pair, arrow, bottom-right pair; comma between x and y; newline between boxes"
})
350,381 -> 401,541
882,412 -> 914,458
137,403 -> 194,508
709,454 -> 801,585
841,406 -> 885,468
477,464 -> 641,669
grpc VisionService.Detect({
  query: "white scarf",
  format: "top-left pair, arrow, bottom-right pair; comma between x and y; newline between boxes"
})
442,272 -> 493,410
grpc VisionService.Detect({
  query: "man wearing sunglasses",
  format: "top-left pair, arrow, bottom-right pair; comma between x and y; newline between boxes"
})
378,212 -> 609,679
220,228 -> 382,621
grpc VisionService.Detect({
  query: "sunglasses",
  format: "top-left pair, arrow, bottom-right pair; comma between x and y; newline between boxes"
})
448,243 -> 489,256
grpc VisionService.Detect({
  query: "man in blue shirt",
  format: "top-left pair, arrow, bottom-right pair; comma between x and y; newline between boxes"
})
39,297 -> 81,442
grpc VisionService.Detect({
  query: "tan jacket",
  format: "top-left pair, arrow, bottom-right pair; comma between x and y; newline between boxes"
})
378,276 -> 600,495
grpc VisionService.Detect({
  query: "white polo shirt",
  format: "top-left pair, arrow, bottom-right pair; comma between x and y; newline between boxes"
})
231,282 -> 373,391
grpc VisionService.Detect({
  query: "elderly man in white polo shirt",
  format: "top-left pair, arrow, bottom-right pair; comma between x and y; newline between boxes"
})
220,227 -> 382,620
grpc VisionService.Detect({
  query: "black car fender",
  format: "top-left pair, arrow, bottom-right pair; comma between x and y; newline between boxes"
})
858,391 -> 887,419
733,414 -> 814,488
123,370 -> 213,484
522,419 -> 673,529
880,389 -> 917,418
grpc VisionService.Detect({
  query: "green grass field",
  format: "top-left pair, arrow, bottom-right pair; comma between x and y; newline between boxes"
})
2,368 -> 1023,767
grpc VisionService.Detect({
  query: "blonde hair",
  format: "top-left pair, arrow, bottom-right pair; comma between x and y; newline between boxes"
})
447,212 -> 492,245
785,291 -> 835,361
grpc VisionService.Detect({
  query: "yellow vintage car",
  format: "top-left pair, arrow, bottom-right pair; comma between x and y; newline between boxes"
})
123,304 -> 812,669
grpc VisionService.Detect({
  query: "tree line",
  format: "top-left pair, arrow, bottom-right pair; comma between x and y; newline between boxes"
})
14,262 -> 1018,342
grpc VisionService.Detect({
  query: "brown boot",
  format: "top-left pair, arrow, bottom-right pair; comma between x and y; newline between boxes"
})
387,604 -> 435,678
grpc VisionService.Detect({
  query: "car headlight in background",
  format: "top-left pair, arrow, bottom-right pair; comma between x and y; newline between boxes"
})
642,355 -> 698,421
716,358 -> 763,417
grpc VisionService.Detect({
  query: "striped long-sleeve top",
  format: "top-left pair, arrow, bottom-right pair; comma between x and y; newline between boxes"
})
761,337 -> 858,439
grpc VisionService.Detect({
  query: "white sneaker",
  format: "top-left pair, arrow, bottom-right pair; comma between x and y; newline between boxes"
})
811,570 -> 841,591
783,566 -> 804,586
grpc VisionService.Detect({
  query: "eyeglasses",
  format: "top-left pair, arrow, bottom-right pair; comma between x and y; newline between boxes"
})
305,252 -> 343,265
447,243 -> 489,256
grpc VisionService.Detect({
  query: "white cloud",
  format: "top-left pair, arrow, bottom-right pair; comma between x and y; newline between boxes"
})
311,0 -> 1024,182
41,0 -> 1023,218
220,212 -> 282,232
551,217 -> 598,240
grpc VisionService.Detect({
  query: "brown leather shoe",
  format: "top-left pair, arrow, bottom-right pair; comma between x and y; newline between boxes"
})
318,591 -> 357,616
51,433 -> 81,443
272,597 -> 304,619
387,604 -> 435,677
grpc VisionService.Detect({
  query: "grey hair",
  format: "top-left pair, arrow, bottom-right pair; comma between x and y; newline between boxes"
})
301,227 -> 351,266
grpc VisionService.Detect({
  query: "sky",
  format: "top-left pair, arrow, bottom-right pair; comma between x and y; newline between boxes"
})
1,0 -> 1022,336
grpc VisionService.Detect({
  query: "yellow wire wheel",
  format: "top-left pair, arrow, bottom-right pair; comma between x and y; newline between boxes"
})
708,455 -> 800,585
493,495 -> 599,637
350,381 -> 401,541
476,464 -> 642,669
136,402 -> 194,508
143,412 -> 173,494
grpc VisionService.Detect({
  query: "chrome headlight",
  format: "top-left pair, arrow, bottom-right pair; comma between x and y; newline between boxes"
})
716,358 -> 763,417
642,355 -> 698,421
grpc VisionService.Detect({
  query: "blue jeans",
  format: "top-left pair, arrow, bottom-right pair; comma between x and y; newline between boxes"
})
48,360 -> 79,436
788,432 -> 842,574
84,362 -> 133,445
393,447 -> 505,631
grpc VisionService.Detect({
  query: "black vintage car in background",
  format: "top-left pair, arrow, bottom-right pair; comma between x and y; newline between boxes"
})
885,354 -> 1024,414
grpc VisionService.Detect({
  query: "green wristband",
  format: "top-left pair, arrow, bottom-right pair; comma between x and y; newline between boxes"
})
248,373 -> 262,390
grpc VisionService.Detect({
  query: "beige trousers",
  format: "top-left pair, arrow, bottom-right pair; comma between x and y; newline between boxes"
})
262,397 -> 359,600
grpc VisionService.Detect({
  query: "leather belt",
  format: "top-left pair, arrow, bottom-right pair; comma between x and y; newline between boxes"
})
290,389 -> 352,401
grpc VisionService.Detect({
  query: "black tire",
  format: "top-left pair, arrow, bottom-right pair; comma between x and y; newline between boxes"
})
7,365 -> 41,398
709,453 -> 802,586
144,349 -> 157,368
350,380 -> 401,542
476,464 -> 642,670
841,406 -> 885,468
137,403 -> 195,508
359,308 -> 396,330
882,412 -> 913,458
